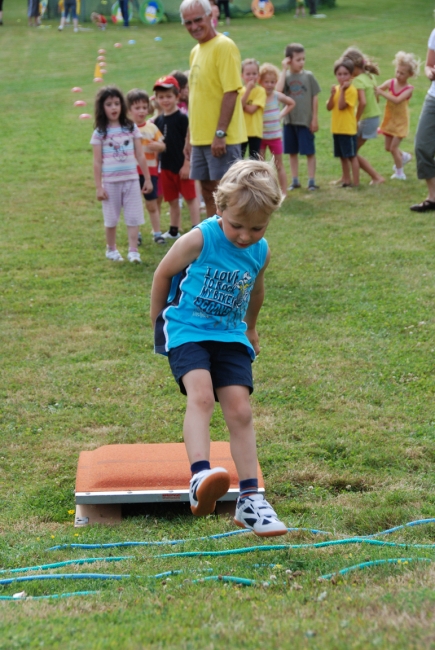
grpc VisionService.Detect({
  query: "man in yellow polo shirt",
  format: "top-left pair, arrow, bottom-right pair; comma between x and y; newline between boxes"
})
180,0 -> 247,216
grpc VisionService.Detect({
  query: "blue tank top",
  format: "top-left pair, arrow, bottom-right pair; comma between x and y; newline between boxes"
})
154,216 -> 268,359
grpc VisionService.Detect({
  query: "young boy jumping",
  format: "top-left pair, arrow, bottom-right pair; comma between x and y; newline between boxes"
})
151,159 -> 287,537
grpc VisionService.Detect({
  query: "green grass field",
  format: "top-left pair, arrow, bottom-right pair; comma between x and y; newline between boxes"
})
1,0 -> 435,647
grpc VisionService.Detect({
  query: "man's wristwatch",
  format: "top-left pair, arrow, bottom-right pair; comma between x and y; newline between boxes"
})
215,129 -> 227,138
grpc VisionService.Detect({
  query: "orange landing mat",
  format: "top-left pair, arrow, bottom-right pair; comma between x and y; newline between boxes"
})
75,442 -> 264,504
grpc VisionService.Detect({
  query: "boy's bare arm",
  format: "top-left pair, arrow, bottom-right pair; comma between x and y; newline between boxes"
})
310,95 -> 319,132
244,249 -> 271,354
326,85 -> 336,111
150,229 -> 203,325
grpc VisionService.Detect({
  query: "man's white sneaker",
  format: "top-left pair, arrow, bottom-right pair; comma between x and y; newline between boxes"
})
127,251 -> 141,263
189,467 -> 230,516
234,494 -> 287,537
106,249 -> 124,261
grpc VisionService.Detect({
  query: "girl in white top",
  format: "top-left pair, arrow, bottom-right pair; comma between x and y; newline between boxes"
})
91,86 -> 152,262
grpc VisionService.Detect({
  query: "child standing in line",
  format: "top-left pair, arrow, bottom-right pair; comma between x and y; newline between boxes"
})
153,76 -> 200,239
342,47 -> 384,185
91,86 -> 153,263
259,63 -> 295,195
241,59 -> 266,160
170,70 -> 190,116
377,52 -> 419,180
276,43 -> 321,191
127,89 -> 167,245
151,159 -> 287,537
327,58 -> 359,187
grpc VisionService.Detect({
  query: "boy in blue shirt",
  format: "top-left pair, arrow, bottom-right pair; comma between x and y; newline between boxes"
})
151,159 -> 287,537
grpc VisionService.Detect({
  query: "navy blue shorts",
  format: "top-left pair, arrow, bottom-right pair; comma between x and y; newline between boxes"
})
168,341 -> 253,400
333,134 -> 358,159
139,174 -> 159,201
283,124 -> 315,156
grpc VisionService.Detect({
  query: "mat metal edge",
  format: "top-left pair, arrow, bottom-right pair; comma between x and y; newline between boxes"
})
75,487 -> 265,504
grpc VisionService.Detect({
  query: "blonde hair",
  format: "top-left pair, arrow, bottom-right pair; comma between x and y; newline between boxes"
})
394,51 -> 420,77
242,58 -> 260,73
214,159 -> 283,215
259,63 -> 280,83
343,47 -> 380,75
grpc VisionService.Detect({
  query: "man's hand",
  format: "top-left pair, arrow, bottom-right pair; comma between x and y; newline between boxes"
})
211,135 -> 227,158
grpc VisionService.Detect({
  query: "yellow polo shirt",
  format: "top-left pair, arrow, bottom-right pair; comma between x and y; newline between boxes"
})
242,85 -> 267,138
189,33 -> 247,146
331,84 -> 358,135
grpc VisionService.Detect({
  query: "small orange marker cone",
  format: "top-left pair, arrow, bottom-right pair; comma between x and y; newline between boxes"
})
94,62 -> 102,79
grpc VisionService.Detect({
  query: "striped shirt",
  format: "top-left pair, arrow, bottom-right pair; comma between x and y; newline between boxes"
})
262,91 -> 281,140
136,121 -> 164,177
90,124 -> 142,182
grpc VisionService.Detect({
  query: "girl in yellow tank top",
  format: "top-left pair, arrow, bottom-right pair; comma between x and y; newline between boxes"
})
377,51 -> 420,180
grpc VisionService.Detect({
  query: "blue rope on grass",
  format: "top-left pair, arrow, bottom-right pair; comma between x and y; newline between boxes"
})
320,557 -> 433,580
46,527 -> 331,551
46,519 -> 435,552
0,556 -> 132,575
0,573 -> 130,586
156,537 -> 435,558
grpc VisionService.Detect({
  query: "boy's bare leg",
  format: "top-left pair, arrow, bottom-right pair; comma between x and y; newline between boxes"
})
186,197 -> 200,227
289,154 -> 299,180
307,154 -> 316,179
340,158 -> 351,185
168,199 -> 182,229
182,369 -> 215,464
350,156 -> 360,186
145,198 -> 161,233
216,385 -> 258,481
200,180 -> 218,218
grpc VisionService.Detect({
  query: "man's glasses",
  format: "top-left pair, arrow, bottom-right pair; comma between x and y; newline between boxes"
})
184,15 -> 206,26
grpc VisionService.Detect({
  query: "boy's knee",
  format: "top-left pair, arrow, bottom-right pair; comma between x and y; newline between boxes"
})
187,386 -> 215,413
227,398 -> 253,427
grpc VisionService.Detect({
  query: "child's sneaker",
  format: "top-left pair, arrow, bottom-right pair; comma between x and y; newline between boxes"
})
288,183 -> 301,191
137,232 -> 142,246
391,172 -> 406,180
189,467 -> 230,516
153,235 -> 166,245
402,152 -> 412,166
106,249 -> 124,262
127,251 -> 141,263
307,184 -> 320,191
234,494 -> 287,537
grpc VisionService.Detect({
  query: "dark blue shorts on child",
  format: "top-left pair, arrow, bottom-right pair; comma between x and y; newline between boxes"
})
168,341 -> 253,400
283,124 -> 316,156
333,134 -> 358,159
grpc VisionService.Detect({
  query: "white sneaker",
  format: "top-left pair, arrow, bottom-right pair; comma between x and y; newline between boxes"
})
393,153 -> 412,172
58,25 -> 63,30
106,249 -> 124,261
189,467 -> 230,516
391,172 -> 406,180
73,27 -> 79,32
162,231 -> 181,240
234,493 -> 287,537
127,251 -> 141,263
